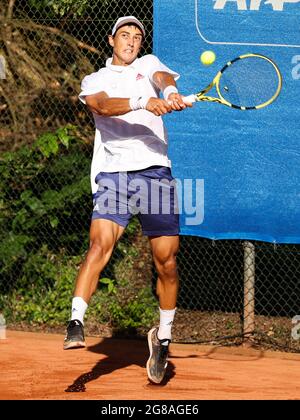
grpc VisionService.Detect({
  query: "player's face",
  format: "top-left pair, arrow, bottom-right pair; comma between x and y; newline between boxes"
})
109,25 -> 143,66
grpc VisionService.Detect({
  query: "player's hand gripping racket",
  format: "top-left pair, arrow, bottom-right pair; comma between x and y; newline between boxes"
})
183,53 -> 282,110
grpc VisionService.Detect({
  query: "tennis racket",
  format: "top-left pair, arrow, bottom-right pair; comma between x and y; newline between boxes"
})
183,53 -> 282,110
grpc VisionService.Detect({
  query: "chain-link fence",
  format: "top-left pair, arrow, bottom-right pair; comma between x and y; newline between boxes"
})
1,0 -> 300,352
177,238 -> 300,352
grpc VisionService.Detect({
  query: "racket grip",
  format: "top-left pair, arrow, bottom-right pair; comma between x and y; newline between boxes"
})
182,94 -> 196,104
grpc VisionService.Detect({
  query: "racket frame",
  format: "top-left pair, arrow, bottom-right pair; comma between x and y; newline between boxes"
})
192,53 -> 282,110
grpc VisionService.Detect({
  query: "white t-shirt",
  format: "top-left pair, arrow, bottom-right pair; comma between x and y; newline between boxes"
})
79,54 -> 179,195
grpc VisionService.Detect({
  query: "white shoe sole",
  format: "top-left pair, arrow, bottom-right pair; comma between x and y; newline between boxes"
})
63,340 -> 86,350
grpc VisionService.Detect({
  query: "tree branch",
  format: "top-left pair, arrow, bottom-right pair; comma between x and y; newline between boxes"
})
7,0 -> 16,19
10,19 -> 102,55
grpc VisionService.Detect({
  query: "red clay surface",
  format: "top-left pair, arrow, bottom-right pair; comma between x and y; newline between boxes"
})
1,330 -> 300,400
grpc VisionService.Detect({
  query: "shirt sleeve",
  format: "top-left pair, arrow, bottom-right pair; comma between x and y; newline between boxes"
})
145,54 -> 180,83
78,72 -> 105,104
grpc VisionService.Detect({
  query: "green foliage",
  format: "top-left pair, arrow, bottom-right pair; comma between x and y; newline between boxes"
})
109,287 -> 158,331
0,124 -> 87,314
99,277 -> 117,295
0,248 -> 157,330
0,247 -> 78,323
0,124 -> 91,281
28,0 -> 112,17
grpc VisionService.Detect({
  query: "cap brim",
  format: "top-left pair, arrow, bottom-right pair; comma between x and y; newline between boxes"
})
113,19 -> 145,37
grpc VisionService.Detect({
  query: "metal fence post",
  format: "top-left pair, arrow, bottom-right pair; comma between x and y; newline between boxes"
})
243,241 -> 255,340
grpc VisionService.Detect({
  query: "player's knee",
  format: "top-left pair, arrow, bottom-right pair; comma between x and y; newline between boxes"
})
156,255 -> 177,277
86,241 -> 112,266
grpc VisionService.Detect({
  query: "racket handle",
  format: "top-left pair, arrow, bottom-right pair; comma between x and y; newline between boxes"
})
182,94 -> 196,104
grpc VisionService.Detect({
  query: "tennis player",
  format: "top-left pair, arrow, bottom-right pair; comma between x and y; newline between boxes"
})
63,16 -> 192,384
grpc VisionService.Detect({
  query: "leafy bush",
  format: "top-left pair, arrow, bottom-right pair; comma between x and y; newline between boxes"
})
0,249 -> 79,324
109,287 -> 159,331
0,124 -> 91,285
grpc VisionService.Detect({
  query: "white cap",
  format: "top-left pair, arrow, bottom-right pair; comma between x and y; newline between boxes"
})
111,16 -> 145,38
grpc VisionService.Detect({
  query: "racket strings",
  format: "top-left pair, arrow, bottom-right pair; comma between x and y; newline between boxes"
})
219,57 -> 281,108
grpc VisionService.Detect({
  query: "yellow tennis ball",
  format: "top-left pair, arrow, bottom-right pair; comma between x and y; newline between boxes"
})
200,50 -> 216,66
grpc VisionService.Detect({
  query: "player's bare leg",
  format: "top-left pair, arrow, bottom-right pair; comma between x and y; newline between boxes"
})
146,235 -> 179,383
74,219 -> 125,303
64,219 -> 125,349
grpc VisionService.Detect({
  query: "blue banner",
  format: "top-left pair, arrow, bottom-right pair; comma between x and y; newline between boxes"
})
154,0 -> 300,243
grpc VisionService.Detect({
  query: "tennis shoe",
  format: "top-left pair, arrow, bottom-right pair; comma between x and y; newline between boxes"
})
146,327 -> 170,384
63,319 -> 86,350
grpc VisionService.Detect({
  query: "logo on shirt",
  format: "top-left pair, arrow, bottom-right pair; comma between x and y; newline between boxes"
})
136,73 -> 145,81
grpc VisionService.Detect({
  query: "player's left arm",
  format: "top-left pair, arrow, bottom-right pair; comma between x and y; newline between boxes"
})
152,71 -> 192,111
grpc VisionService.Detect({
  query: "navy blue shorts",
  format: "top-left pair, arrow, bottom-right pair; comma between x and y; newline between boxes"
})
92,166 -> 179,236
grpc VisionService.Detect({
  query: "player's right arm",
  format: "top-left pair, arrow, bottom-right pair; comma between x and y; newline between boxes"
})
84,91 -> 172,117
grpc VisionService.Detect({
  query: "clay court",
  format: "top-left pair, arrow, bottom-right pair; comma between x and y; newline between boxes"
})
0,330 -> 300,400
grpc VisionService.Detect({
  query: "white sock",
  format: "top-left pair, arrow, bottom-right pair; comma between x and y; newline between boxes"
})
71,297 -> 88,325
157,307 -> 176,344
